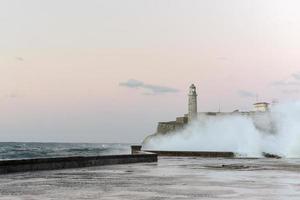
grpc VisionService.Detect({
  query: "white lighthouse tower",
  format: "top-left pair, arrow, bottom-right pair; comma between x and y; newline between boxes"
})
188,84 -> 197,122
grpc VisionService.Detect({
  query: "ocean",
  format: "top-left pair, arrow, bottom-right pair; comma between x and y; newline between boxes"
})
0,142 -> 131,160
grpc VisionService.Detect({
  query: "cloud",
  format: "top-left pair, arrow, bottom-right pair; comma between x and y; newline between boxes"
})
119,79 -> 144,88
1,92 -> 22,101
142,84 -> 179,94
119,79 -> 179,95
7,93 -> 19,98
271,80 -> 286,86
292,72 -> 300,80
271,80 -> 300,86
237,90 -> 256,98
281,89 -> 300,94
15,57 -> 24,61
271,72 -> 300,87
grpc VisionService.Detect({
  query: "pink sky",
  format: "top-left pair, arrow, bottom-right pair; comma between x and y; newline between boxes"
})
1,0 -> 300,142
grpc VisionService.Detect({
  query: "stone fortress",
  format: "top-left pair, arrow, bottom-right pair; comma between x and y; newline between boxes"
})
144,84 -> 273,141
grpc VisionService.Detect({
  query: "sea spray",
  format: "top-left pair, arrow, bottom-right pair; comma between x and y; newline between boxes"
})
143,102 -> 300,158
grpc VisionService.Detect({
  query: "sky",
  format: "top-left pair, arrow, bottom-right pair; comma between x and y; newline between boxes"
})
1,0 -> 300,143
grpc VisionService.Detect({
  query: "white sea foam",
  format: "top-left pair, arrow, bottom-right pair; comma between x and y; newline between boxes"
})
143,102 -> 300,158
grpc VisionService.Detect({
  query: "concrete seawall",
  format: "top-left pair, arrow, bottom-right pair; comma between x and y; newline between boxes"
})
132,145 -> 235,158
143,150 -> 235,157
0,153 -> 157,174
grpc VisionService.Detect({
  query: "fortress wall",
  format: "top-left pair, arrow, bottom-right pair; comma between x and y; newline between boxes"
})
157,121 -> 186,134
156,116 -> 188,134
176,117 -> 188,124
0,154 -> 158,174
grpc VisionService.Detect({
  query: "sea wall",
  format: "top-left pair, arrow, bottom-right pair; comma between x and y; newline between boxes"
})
143,150 -> 235,157
0,153 -> 157,174
131,145 -> 142,154
132,145 -> 235,158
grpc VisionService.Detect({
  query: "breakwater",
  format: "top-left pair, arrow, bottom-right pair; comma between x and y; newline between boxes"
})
132,145 -> 235,157
0,153 -> 157,174
143,150 -> 235,157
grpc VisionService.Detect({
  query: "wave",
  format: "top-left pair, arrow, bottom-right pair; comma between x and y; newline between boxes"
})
0,143 -> 131,160
143,101 -> 300,158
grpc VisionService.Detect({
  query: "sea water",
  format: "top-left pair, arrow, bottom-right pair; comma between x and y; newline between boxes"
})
0,142 -> 131,160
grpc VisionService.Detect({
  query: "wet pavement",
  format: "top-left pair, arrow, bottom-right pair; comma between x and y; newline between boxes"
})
0,157 -> 300,199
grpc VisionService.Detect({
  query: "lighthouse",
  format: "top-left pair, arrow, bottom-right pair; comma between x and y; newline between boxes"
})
188,84 -> 197,122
